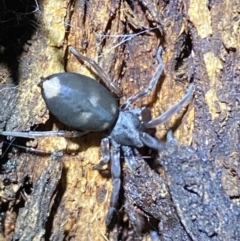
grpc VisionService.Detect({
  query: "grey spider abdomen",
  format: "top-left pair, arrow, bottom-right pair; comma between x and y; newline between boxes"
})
40,72 -> 119,132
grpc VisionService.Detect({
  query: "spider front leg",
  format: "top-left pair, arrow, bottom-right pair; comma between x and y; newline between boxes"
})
144,83 -> 194,129
140,83 -> 194,150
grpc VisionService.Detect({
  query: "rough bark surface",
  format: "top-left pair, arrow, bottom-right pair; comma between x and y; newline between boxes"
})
0,0 -> 240,240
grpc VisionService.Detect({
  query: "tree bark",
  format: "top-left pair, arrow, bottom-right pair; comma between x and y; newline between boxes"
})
0,0 -> 239,240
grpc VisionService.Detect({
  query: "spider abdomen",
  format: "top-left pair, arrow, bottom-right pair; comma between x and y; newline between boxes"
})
40,72 -> 119,132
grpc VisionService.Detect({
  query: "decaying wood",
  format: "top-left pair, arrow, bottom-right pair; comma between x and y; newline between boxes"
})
0,0 -> 240,240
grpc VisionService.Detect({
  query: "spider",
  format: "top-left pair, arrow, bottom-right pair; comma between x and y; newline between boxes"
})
1,46 -> 194,227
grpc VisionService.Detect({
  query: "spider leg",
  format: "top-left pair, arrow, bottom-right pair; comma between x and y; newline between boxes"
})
124,46 -> 164,108
145,83 -> 194,128
0,130 -> 85,139
106,139 -> 121,227
150,230 -> 161,241
121,146 -> 138,169
92,138 -> 110,170
69,46 -> 122,97
141,133 -> 165,151
166,129 -> 178,145
124,200 -> 147,238
125,149 -> 161,240
92,138 -> 119,226
1,141 -> 59,155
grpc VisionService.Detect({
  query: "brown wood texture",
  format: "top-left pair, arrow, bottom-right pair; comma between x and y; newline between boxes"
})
0,0 -> 240,240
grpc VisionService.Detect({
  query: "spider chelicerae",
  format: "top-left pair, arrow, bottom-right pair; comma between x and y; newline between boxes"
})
1,45 -> 194,227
